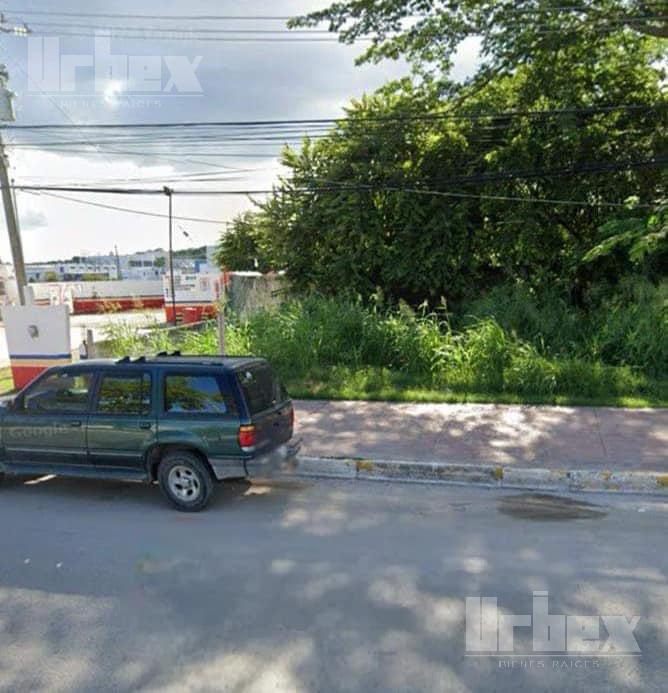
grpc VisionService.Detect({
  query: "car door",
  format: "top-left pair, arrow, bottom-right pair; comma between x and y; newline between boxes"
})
236,364 -> 293,452
86,369 -> 155,471
3,367 -> 94,468
158,369 -> 241,464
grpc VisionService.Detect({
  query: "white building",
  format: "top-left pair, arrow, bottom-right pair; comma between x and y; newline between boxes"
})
21,246 -> 216,290
26,260 -> 119,282
118,250 -> 168,280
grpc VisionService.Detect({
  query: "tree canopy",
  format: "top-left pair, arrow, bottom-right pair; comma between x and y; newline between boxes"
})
291,1 -> 667,87
218,1 -> 666,306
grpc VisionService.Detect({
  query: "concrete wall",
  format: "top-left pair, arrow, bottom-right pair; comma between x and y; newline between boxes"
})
26,280 -> 164,314
226,272 -> 287,318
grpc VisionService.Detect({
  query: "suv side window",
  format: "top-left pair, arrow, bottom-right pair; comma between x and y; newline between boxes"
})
23,370 -> 94,414
164,374 -> 236,415
96,372 -> 152,416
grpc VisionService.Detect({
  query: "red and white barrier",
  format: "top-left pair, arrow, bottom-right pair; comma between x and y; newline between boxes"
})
3,305 -> 72,389
164,272 -> 222,323
27,280 -> 164,314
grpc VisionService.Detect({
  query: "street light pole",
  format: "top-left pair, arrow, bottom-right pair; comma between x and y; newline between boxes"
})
163,187 -> 177,325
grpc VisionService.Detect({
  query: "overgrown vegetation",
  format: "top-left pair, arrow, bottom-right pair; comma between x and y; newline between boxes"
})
208,2 -> 668,406
105,289 -> 668,406
216,7 -> 666,305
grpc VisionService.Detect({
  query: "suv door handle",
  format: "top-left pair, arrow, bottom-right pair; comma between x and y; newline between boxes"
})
139,422 -> 152,430
68,420 -> 83,427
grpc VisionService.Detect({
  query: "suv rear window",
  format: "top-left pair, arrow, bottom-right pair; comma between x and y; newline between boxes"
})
164,374 -> 235,415
237,364 -> 287,415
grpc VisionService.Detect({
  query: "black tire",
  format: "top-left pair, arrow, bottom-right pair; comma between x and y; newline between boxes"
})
158,450 -> 214,512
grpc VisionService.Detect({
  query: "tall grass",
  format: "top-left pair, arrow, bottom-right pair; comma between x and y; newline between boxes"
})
102,319 -> 172,357
462,278 -> 668,376
103,286 -> 667,405
179,293 -> 666,403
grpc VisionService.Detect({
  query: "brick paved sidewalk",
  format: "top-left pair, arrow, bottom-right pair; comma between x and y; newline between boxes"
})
294,400 -> 667,472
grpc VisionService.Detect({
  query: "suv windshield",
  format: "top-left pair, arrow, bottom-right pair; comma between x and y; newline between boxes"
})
237,364 -> 287,415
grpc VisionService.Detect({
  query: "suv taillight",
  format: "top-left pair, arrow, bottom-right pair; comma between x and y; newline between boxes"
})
238,425 -> 257,450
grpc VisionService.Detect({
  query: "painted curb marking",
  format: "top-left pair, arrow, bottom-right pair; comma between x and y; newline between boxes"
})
290,456 -> 668,496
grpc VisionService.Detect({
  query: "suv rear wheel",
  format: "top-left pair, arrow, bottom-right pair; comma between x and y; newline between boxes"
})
158,450 -> 214,512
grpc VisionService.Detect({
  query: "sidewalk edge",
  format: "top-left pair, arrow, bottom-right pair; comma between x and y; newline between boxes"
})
292,456 -> 668,495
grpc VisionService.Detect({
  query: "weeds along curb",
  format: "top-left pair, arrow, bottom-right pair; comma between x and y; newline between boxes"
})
291,456 -> 668,496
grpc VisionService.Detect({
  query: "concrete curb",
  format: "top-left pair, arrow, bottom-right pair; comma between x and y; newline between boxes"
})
292,456 -> 668,496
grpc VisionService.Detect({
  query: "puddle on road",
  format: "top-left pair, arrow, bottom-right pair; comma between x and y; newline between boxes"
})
498,493 -> 608,521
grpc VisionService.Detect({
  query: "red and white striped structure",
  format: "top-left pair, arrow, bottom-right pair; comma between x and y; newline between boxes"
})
3,305 -> 72,389
163,272 -> 223,323
27,280 -> 164,314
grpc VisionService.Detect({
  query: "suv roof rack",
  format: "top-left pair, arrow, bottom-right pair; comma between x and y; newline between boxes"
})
117,353 -> 263,365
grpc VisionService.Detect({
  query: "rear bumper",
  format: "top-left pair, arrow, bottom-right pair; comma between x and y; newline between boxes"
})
243,437 -> 302,478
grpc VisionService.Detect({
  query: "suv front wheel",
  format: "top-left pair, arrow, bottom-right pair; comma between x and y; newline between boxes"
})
158,450 -> 214,512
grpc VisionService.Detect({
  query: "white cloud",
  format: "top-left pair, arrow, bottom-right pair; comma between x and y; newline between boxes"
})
0,0 -> 480,263
18,208 -> 48,230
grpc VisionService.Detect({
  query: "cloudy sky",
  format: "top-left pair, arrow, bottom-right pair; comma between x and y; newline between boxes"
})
0,1 -> 479,263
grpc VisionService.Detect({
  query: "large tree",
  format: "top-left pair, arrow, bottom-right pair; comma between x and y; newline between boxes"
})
292,1 -> 667,89
219,1 -> 666,304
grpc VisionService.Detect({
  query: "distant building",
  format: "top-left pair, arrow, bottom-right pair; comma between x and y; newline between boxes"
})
23,246 -> 218,285
26,260 -> 119,282
118,250 -> 168,281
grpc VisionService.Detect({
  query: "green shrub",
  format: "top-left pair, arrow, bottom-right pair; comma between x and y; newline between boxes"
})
103,291 -> 667,405
462,278 -> 667,376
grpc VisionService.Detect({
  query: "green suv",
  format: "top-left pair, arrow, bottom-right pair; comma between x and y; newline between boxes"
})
0,355 -> 298,511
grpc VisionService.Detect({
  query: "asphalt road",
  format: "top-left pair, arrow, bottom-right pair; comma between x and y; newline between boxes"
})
0,475 -> 666,692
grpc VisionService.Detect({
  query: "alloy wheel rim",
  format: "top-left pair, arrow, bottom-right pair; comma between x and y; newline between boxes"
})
167,465 -> 201,502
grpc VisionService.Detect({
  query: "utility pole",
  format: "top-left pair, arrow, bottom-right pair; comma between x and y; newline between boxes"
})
114,245 -> 122,280
0,64 -> 26,304
163,187 -> 177,325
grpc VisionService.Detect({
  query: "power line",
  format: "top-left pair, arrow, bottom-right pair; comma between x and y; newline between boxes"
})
2,10 -> 300,20
0,51 -> 238,172
5,146 -> 282,159
387,187 -> 653,209
7,4 -> 661,20
22,21 -> 331,35
5,135 -> 332,147
22,190 -> 228,225
20,17 -> 666,42
4,183 -> 654,209
3,104 -> 661,130
21,30 -> 349,43
22,14 -> 667,33
7,155 -> 664,190
18,165 -> 273,184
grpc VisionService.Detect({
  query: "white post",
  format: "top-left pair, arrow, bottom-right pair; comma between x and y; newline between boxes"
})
217,311 -> 225,355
